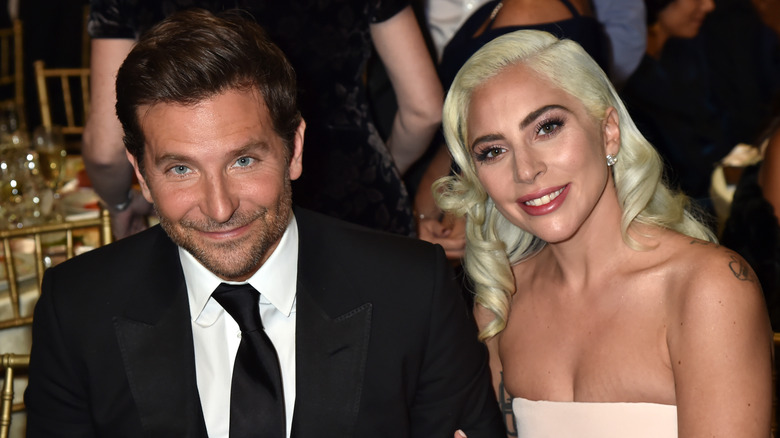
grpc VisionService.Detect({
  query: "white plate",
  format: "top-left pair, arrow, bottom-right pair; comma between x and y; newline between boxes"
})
61,188 -> 100,218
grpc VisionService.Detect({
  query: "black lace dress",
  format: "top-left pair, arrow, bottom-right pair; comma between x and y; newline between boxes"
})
90,0 -> 417,237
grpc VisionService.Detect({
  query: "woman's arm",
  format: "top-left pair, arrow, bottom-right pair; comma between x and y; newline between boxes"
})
370,6 -> 444,175
82,38 -> 134,207
474,305 -> 515,437
667,245 -> 772,437
82,38 -> 153,239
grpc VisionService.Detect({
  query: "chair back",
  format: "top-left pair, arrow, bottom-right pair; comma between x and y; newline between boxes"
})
0,20 -> 24,131
0,208 -> 111,330
33,60 -> 90,137
0,208 -> 110,437
0,353 -> 28,438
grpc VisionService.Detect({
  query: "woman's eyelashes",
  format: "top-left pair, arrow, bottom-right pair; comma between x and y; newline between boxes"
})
473,116 -> 566,163
474,145 -> 506,162
534,116 -> 565,138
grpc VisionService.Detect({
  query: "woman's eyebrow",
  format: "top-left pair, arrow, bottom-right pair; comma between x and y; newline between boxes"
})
469,104 -> 569,150
519,104 -> 567,129
470,133 -> 504,151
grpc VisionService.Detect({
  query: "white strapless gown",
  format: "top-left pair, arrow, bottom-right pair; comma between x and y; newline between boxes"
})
512,397 -> 678,437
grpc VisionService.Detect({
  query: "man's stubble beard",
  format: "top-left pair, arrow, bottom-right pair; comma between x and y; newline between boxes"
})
156,176 -> 293,280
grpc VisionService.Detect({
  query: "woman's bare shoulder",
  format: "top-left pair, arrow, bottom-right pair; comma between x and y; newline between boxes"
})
653,230 -> 767,334
658,233 -> 772,436
658,232 -> 759,295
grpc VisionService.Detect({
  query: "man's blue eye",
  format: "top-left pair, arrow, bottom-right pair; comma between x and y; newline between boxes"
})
172,165 -> 190,175
236,157 -> 254,167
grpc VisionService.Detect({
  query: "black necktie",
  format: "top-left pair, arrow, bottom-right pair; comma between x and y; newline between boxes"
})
212,283 -> 285,438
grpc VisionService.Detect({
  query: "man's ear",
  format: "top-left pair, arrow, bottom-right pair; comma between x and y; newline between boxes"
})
126,150 -> 153,203
289,118 -> 305,181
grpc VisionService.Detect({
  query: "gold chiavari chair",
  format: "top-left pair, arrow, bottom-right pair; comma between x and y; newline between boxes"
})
0,20 -> 25,130
0,208 -> 111,437
0,208 -> 112,330
0,353 -> 28,438
33,60 -> 90,137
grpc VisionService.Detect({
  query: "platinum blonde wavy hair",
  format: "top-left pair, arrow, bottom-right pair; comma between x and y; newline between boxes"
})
434,30 -> 716,340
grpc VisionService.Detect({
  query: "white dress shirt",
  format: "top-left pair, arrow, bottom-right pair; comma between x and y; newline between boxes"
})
182,215 -> 299,438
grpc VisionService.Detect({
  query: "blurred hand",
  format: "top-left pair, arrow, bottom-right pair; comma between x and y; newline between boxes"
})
109,189 -> 154,240
417,213 -> 466,262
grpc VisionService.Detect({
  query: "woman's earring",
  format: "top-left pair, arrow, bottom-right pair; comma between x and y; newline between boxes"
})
606,154 -> 618,167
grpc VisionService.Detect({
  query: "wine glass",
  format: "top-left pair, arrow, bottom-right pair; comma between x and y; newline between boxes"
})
0,146 -> 51,228
32,125 -> 66,193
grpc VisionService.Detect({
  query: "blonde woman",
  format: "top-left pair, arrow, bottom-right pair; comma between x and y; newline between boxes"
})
439,30 -> 772,437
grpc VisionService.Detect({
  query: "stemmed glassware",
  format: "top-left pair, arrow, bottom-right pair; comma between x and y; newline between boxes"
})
0,131 -> 52,228
32,125 -> 66,194
0,124 -> 70,228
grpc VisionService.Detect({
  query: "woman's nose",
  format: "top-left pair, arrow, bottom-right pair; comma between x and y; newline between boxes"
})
513,151 -> 546,184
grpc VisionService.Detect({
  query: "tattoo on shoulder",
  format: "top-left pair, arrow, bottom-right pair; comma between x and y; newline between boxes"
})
689,240 -> 756,283
499,372 -> 518,436
726,252 -> 757,283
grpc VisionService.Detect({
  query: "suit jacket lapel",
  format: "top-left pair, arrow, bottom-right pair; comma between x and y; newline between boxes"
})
113,228 -> 208,437
291,209 -> 372,438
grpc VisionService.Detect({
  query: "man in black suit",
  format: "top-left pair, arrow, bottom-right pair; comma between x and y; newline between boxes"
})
24,8 -> 503,438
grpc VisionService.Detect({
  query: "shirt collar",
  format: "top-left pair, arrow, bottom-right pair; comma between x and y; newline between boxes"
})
183,214 -> 299,325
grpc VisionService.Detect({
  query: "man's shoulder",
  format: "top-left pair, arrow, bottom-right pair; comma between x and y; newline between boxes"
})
36,225 -> 181,322
294,207 -> 438,255
293,207 -> 449,291
49,224 -> 176,279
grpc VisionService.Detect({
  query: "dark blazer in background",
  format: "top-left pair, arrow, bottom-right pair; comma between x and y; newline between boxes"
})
24,207 -> 504,437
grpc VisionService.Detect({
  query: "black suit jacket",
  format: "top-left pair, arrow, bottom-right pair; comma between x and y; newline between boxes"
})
25,208 -> 503,437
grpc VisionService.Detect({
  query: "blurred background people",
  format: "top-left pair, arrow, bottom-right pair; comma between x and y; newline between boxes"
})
591,0 -> 647,87
425,0 -> 490,61
437,0 -> 610,90
424,0 -> 646,85
721,112 -> 780,331
697,0 -> 780,162
621,0 -> 780,227
83,0 -> 442,239
620,0 -> 719,219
